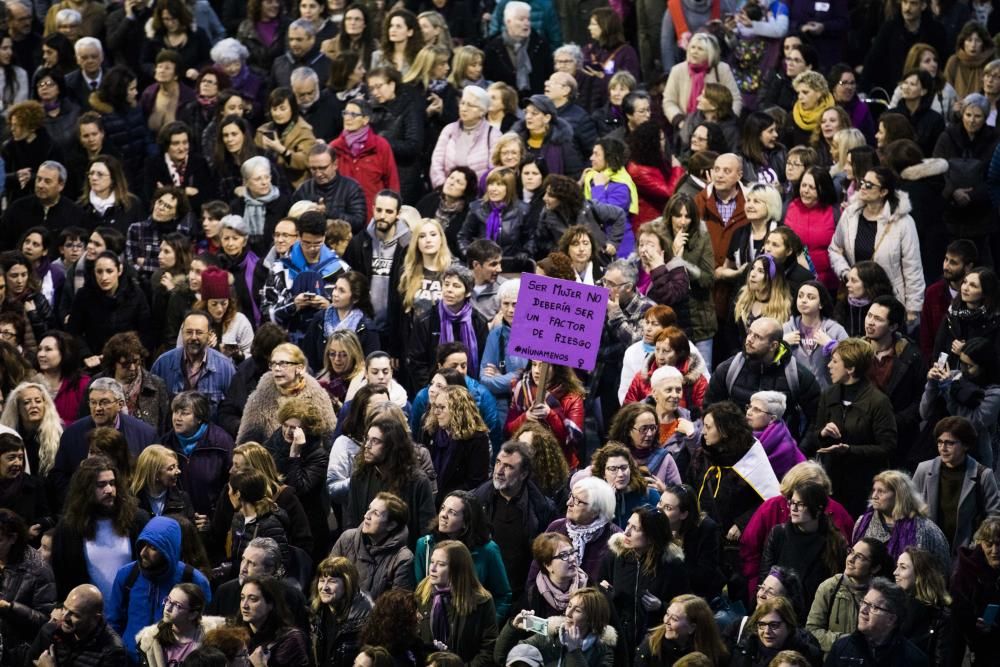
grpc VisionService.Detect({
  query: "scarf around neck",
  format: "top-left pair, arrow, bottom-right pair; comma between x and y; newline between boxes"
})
851,508 -> 919,560
566,516 -> 610,563
430,587 -> 452,644
89,190 -> 116,215
485,203 -> 505,242
793,93 -> 836,131
687,61 -> 710,113
177,422 -> 208,456
344,126 -> 370,157
502,30 -> 532,91
243,186 -> 280,237
439,299 -> 479,374
535,567 -> 589,612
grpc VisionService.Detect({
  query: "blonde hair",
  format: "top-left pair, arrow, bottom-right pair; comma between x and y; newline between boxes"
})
873,469 -> 929,520
746,184 -> 783,223
417,11 -> 453,50
0,382 -> 63,475
414,541 -> 490,615
270,343 -> 306,366
490,132 -> 524,167
130,445 -> 177,497
734,256 -> 792,328
402,44 -> 451,89
398,218 -> 454,312
322,331 -> 366,381
831,128 -> 866,176
448,45 -> 484,88
233,442 -> 284,498
421,385 -> 488,440
687,33 -> 720,68
793,70 -> 830,95
778,461 -> 832,497
649,595 -> 726,666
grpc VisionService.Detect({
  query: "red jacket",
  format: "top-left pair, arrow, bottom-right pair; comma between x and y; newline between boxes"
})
921,279 -> 952,359
627,162 -> 685,231
330,131 -> 400,221
623,355 -> 708,409
505,382 -> 585,469
739,494 -> 855,599
695,185 -> 749,318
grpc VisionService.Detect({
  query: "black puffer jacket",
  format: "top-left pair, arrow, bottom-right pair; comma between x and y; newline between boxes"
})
727,626 -> 822,667
0,546 -> 56,664
933,123 -> 1000,239
370,86 -> 427,202
313,593 -> 374,667
89,93 -> 155,182
264,429 -> 331,560
66,277 -> 152,356
825,629 -> 929,667
899,595 -> 952,666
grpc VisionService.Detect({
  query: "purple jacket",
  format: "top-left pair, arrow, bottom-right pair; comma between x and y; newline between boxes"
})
159,423 -> 235,516
526,517 -> 621,586
754,419 -> 806,480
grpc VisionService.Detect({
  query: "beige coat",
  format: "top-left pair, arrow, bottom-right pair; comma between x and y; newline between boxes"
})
662,60 -> 742,124
254,116 -> 317,188
237,372 -> 338,444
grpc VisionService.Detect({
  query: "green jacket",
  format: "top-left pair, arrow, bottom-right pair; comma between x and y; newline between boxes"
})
806,573 -> 864,653
494,617 -> 617,667
663,220 -> 717,342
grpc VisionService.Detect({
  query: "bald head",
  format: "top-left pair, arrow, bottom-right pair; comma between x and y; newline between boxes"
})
712,153 -> 743,196
544,72 -> 577,105
62,585 -> 103,639
745,317 -> 782,361
67,584 -> 102,610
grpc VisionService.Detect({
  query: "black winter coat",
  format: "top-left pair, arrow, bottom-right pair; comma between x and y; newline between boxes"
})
27,620 -> 127,667
728,626 -> 822,667
933,124 -> 999,239
136,485 -> 196,522
889,102 -> 946,158
459,199 -> 534,258
416,594 -> 498,667
67,278 -> 152,356
314,594 -> 374,667
760,519 -> 845,607
482,31 -> 553,99
420,429 -> 490,504
92,97 -> 155,180
948,545 -> 1000,666
264,429 -> 332,560
687,444 -> 768,533
370,87 -> 427,203
825,629 -> 929,667
406,304 -> 489,389
898,595 -> 952,667
680,516 -> 725,601
0,546 -> 56,663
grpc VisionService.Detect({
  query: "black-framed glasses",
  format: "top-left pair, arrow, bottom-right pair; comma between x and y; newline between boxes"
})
756,621 -> 783,632
605,464 -> 630,474
788,500 -> 807,510
859,600 -> 893,615
552,549 -> 577,563
847,547 -> 870,563
632,424 -> 657,434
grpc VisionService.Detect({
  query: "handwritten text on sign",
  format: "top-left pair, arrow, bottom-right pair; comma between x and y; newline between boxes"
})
507,273 -> 609,371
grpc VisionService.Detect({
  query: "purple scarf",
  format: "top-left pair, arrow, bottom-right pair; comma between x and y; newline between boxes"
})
439,299 -> 479,376
754,420 -> 805,480
851,508 -> 920,560
343,126 -> 370,157
485,203 -> 505,242
431,429 -> 458,477
430,587 -> 452,644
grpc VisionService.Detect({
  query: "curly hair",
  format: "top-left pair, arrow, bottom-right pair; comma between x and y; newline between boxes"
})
0,342 -> 36,398
379,8 -> 424,66
543,174 -> 584,220
152,0 -> 194,33
422,385 -> 488,441
589,442 -> 646,495
276,395 -> 329,438
557,225 -> 599,264
607,402 -> 657,445
627,120 -> 671,170
536,252 -> 576,281
353,417 -> 417,493
8,100 -> 44,132
511,421 -> 569,495
0,382 -> 62,475
359,589 -> 420,651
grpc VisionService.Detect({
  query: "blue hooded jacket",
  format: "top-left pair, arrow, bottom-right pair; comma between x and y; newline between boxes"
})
105,516 -> 212,662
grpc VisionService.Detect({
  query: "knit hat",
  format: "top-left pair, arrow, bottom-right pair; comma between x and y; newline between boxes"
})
200,266 -> 231,300
506,645 -> 543,667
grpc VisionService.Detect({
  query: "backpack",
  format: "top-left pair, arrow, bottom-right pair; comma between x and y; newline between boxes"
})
120,561 -> 195,611
724,353 -> 806,436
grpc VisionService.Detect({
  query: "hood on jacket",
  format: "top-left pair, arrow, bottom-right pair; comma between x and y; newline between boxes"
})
137,516 -> 182,575
543,615 -> 618,647
511,116 -> 576,147
844,188 -> 913,223
900,158 -> 949,181
365,217 -> 411,247
606,531 -> 684,562
364,524 -> 410,556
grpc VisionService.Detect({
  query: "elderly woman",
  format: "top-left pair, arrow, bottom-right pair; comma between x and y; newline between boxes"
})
934,93 -> 999,257
784,70 -> 834,150
406,265 -> 489,390
529,477 -> 620,583
951,516 -> 1000,665
254,87 -> 316,188
430,86 -> 500,189
678,82 -> 740,154
745,391 -> 806,481
662,33 -> 741,133
479,279 -> 528,422
229,157 -> 291,257
914,415 -> 1000,553
213,216 -> 261,327
0,383 -> 61,478
829,167 -> 925,324
512,95 -> 584,178
263,396 -> 332,560
237,342 -> 337,445
521,532 -> 588,619
782,281 -> 848,388
177,66 -> 231,154
209,38 -> 264,117
851,469 -> 951,570
890,70 -> 947,156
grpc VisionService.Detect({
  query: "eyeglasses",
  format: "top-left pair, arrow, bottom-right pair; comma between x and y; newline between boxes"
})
0,330 -> 15,340
847,547 -> 870,563
269,360 -> 301,369
552,549 -> 577,562
36,79 -> 56,89
936,438 -> 962,448
837,80 -> 856,87
605,464 -> 630,473
341,110 -> 364,118
567,494 -> 589,507
859,179 -> 882,191
631,424 -> 657,434
746,405 -> 772,416
328,351 -> 349,360
787,500 -> 807,510
756,621 -> 784,632
89,399 -> 117,409
859,600 -> 893,616
162,597 -> 189,612
786,161 -> 804,168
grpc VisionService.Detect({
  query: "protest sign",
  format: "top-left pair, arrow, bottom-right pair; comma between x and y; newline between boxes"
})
507,273 -> 609,372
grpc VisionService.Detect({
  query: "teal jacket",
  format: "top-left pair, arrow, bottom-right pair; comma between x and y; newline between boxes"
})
415,534 -> 512,621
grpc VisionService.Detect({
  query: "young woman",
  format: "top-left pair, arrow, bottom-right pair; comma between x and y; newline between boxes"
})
324,3 -> 377,70
0,34 -> 27,114
136,583 -> 224,665
237,576 -> 310,666
66,251 -> 151,359
151,231 -> 192,349
310,556 -> 374,667
889,70 -> 947,156
760,481 -> 847,607
740,111 -> 787,186
831,261 -> 895,338
254,88 -> 317,188
416,166 -> 478,258
414,491 -> 511,621
732,255 -> 792,342
0,252 -> 53,342
720,184 -> 782,281
459,168 -> 532,258
624,326 -> 707,413
584,137 -> 639,255
635,594 -> 728,667
130,444 -> 194,519
583,443 -> 662,527
782,281 -> 848,388
371,8 -> 424,75
579,7 -> 640,111
812,106 -> 852,168
626,121 -> 685,228
227,469 -> 292,571
415,541 -> 497,665
506,361 -> 585,470
557,225 -> 605,286
658,484 -> 724,601
932,266 -> 1000,363
304,271 -> 379,372
420,385 -> 490,502
893,546 -> 952,664
784,167 -> 839,293
761,227 -> 815,309
211,115 -> 270,201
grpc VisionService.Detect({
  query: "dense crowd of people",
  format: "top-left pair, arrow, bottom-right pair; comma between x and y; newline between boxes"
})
1,0 -> 1000,666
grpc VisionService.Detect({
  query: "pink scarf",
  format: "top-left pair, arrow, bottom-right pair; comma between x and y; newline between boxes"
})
343,126 -> 369,157
687,62 -> 710,114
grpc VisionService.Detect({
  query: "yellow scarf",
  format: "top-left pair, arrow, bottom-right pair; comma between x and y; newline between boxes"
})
793,93 -> 835,132
583,167 -> 639,214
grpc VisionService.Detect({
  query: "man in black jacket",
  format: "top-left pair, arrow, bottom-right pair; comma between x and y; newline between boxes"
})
291,66 -> 341,142
862,0 -> 948,94
483,1 -> 553,99
291,144 -> 368,232
473,440 -> 556,600
271,20 -> 330,89
0,161 -> 83,251
826,577 -> 929,666
28,584 -> 127,667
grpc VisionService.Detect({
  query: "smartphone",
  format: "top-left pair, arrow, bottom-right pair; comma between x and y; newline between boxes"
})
984,604 -> 1000,626
522,614 -> 548,636
936,352 -> 949,369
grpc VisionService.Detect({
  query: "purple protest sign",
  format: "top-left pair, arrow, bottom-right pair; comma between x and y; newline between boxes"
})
508,272 -> 609,372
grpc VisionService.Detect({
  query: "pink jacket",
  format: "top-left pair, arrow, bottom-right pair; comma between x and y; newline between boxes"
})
429,120 -> 501,188
739,494 -> 854,599
785,199 -> 839,294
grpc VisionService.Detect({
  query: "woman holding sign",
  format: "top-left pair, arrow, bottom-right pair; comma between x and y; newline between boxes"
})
506,361 -> 586,471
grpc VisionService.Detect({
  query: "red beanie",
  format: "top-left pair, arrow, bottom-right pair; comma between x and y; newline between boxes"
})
200,267 -> 231,301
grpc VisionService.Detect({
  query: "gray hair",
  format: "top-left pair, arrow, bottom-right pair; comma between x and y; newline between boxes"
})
210,37 -> 249,65
462,85 -> 490,111
498,278 -> 520,301
504,1 -> 531,21
961,92 -> 990,115
605,259 -> 637,285
88,377 -> 125,403
650,365 -> 683,390
55,8 -> 81,25
554,44 -> 584,68
39,160 -> 67,183
4,0 -> 31,13
74,37 -> 102,58
750,391 -> 787,419
290,66 -> 319,88
245,537 -> 285,577
289,18 -> 317,37
170,391 -> 210,425
572,477 -> 616,522
867,577 -> 907,623
240,155 -> 271,180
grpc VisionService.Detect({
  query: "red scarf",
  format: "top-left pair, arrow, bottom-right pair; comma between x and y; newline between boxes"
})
687,61 -> 709,113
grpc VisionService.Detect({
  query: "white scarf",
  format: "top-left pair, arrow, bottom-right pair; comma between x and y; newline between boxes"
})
89,190 -> 116,215
565,517 -> 610,563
